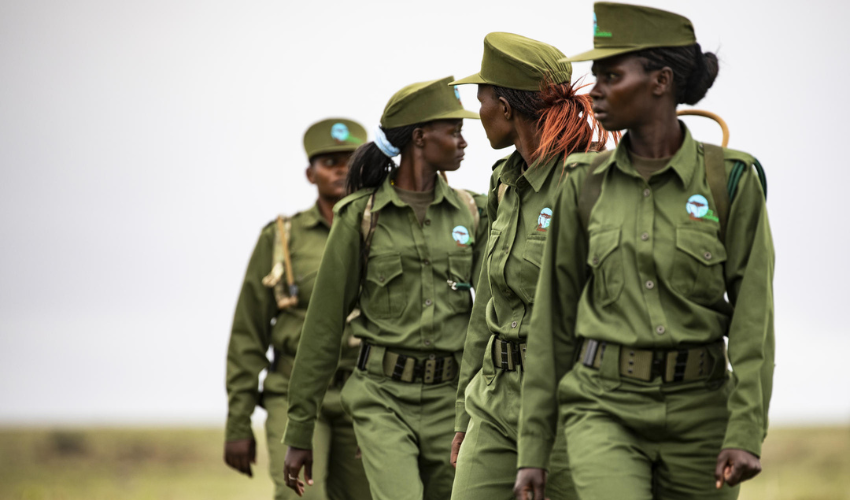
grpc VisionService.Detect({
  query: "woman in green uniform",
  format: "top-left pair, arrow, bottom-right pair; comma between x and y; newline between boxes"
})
516,3 -> 774,499
224,118 -> 373,500
448,33 -> 613,500
281,77 -> 487,500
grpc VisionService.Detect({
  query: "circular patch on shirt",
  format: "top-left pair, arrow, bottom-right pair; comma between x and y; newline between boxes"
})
686,194 -> 710,218
452,225 -> 470,246
331,123 -> 350,142
537,207 -> 553,231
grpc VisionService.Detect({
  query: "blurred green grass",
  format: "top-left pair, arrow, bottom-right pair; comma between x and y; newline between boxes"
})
0,425 -> 847,499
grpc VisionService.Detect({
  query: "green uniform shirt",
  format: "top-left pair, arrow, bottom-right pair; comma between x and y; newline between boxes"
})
518,126 -> 775,468
225,204 -> 358,442
283,174 -> 489,450
455,152 -> 565,431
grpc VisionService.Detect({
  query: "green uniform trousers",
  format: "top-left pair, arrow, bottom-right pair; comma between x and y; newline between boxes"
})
339,361 -> 456,500
453,337 -> 577,500
558,359 -> 738,500
265,392 -> 371,500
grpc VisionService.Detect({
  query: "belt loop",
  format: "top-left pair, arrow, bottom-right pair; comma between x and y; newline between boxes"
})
598,343 -> 621,382
366,344 -> 386,377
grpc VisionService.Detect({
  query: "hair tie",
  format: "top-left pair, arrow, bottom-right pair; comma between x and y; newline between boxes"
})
373,126 -> 400,158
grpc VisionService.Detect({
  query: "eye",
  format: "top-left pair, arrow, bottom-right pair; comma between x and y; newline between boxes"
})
322,158 -> 335,167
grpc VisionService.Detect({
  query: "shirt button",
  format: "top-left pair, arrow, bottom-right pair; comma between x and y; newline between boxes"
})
424,340 -> 431,346
656,325 -> 666,335
423,259 -> 430,265
645,280 -> 655,289
511,321 -> 518,328
425,299 -> 432,306
424,219 -> 431,226
641,233 -> 649,241
643,188 -> 651,197
704,252 -> 712,260
592,257 -> 599,265
379,276 -> 385,282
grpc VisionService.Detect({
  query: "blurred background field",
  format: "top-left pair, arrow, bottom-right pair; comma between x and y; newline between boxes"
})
0,425 -> 847,500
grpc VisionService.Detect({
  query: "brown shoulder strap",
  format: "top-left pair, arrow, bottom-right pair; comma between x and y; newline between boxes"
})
497,183 -> 508,205
703,143 -> 729,244
359,193 -> 379,294
577,151 -> 613,232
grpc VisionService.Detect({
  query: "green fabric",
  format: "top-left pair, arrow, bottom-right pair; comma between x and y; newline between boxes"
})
304,118 -> 367,159
338,365 -> 456,499
380,76 -> 479,129
451,32 -> 572,91
518,124 -> 775,470
393,186 -> 435,226
455,151 -> 566,432
283,173 -> 489,449
264,394 -> 371,500
451,337 -> 576,499
558,364 -> 739,499
564,2 -> 697,62
225,204 -> 359,442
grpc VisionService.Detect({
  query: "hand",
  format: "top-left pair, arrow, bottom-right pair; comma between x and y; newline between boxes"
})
224,438 -> 256,477
715,448 -> 762,488
284,446 -> 314,496
514,467 -> 548,500
450,432 -> 466,468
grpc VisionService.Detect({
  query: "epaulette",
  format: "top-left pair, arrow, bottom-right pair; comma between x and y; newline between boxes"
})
491,154 -> 512,171
721,147 -> 756,167
333,189 -> 373,214
564,151 -> 603,168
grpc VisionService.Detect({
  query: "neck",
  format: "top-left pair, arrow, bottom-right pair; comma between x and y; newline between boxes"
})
627,112 -> 682,158
513,117 -> 540,169
395,149 -> 438,192
316,195 -> 338,224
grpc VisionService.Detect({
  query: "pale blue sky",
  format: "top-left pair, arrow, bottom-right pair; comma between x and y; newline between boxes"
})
1,0 -> 848,427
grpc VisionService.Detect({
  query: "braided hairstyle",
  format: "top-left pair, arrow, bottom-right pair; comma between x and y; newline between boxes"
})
493,78 -> 617,165
633,43 -> 719,105
345,123 -> 421,194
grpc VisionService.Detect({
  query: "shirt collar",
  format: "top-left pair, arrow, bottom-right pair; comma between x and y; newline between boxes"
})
498,150 -> 563,192
302,202 -> 329,228
595,122 -> 698,187
371,171 -> 459,212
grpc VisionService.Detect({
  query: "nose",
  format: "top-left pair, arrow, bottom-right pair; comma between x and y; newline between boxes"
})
458,134 -> 468,150
589,81 -> 603,101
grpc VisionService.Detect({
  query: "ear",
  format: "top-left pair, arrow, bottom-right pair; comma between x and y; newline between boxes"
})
653,67 -> 675,97
412,127 -> 426,148
305,164 -> 316,185
498,96 -> 513,121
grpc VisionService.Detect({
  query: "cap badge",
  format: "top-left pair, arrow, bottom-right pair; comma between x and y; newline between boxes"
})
537,208 -> 553,232
452,225 -> 470,246
593,13 -> 612,38
686,194 -> 719,222
454,86 -> 462,105
331,123 -> 350,143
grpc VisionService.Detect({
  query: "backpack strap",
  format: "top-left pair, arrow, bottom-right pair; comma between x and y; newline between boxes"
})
728,159 -> 767,203
261,215 -> 298,309
577,151 -> 614,232
453,187 -> 480,236
497,183 -> 508,205
703,143 -> 730,245
358,192 -> 379,298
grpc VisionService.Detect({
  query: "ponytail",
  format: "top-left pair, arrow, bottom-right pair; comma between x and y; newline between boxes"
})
345,124 -> 419,194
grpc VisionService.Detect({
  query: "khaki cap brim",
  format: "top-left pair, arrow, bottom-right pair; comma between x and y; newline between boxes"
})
560,46 -> 642,63
449,73 -> 490,86
308,143 -> 360,158
432,109 -> 480,121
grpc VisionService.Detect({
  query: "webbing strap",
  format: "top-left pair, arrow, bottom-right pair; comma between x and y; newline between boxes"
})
497,183 -> 508,205
703,143 -> 729,244
262,215 -> 298,309
578,151 -> 613,231
453,188 -> 480,236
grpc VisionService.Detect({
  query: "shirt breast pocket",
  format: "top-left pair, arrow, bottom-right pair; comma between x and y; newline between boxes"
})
447,250 -> 473,313
669,226 -> 727,304
587,227 -> 624,307
364,253 -> 406,319
520,235 -> 546,303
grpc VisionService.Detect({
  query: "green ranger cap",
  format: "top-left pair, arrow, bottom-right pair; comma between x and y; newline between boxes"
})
380,76 -> 479,129
450,32 -> 572,91
563,2 -> 696,62
303,118 -> 367,159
